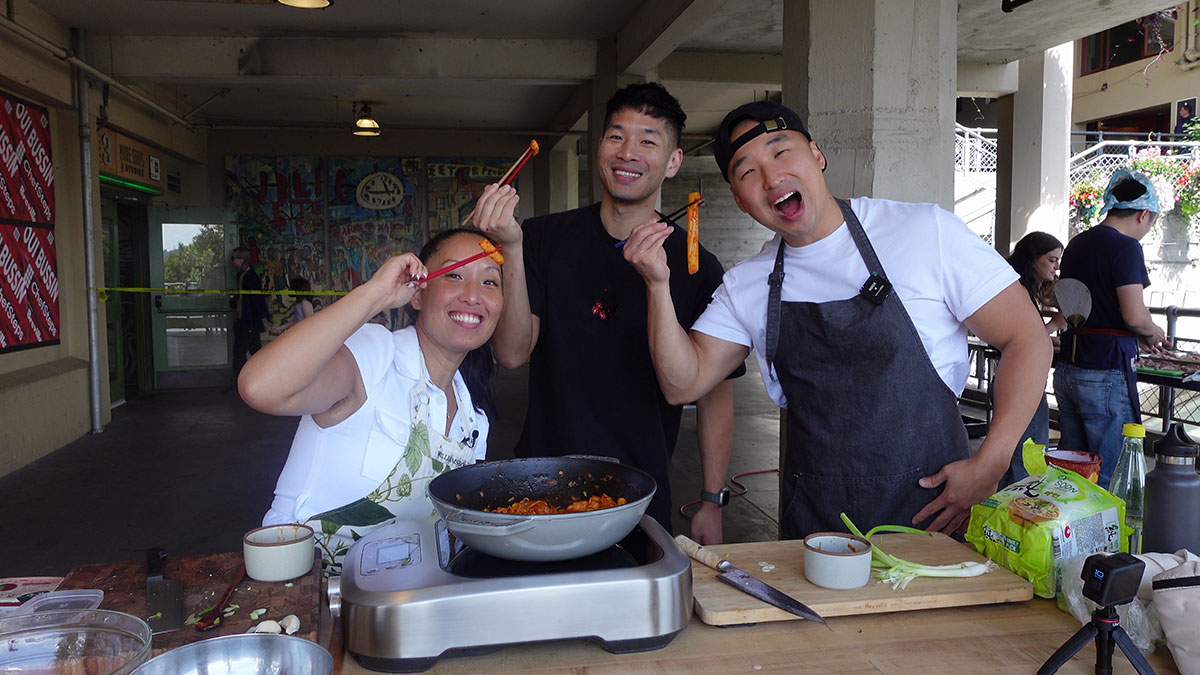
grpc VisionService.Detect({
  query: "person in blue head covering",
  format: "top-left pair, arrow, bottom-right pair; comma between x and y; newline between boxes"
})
1051,168 -> 1170,485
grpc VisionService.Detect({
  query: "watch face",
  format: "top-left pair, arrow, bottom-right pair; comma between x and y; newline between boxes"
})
703,489 -> 730,506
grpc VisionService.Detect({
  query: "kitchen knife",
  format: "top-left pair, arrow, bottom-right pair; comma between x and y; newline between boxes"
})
675,535 -> 827,626
145,548 -> 185,634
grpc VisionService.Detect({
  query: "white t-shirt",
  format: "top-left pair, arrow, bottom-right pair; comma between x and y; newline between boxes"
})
691,197 -> 1018,406
264,324 -> 488,526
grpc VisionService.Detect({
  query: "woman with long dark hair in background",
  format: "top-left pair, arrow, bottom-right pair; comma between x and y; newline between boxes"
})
1001,231 -> 1062,484
240,228 -> 502,575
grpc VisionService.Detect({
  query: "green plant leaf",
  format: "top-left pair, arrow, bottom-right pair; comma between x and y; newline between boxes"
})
309,498 -> 394,530
404,423 -> 429,475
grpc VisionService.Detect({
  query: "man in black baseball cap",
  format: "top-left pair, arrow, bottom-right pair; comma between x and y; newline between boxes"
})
620,99 -> 1052,540
713,100 -> 811,183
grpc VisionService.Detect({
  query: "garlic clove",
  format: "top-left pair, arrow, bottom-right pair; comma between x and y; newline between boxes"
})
280,614 -> 300,635
253,619 -> 282,634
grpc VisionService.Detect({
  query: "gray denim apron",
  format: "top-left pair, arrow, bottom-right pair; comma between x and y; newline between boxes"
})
767,200 -> 970,539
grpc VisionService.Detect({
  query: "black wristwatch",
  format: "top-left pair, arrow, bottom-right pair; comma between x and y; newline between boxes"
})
700,488 -> 731,507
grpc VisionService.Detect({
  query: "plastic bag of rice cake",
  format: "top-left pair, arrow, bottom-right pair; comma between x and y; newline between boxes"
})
965,464 -> 1126,598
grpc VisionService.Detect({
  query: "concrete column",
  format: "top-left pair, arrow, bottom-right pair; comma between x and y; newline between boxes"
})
1009,43 -> 1072,252
547,139 -> 579,214
587,38 -> 619,205
780,0 -> 810,121
994,94 -> 1015,255
787,0 -> 956,209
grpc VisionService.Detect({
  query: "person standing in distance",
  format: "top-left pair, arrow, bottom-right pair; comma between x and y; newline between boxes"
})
231,246 -> 272,379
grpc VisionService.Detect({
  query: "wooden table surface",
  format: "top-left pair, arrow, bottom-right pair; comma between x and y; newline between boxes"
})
332,596 -> 1179,674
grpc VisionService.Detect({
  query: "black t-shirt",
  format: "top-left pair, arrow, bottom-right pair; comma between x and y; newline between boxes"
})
514,203 -> 730,530
1057,224 -> 1150,370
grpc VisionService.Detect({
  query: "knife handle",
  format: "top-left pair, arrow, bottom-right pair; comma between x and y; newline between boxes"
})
147,548 -> 167,579
674,535 -> 729,571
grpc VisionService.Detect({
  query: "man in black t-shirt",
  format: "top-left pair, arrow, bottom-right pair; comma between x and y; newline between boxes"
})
1051,169 -> 1169,486
473,83 -> 737,540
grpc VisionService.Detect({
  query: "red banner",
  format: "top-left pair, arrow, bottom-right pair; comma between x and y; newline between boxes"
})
0,91 -> 57,353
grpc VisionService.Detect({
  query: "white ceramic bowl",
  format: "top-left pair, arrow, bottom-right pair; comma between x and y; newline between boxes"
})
803,532 -> 872,590
243,524 -> 316,582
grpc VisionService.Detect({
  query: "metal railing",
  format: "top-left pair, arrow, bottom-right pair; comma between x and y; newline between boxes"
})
1139,306 -> 1200,431
955,125 -> 999,173
1069,139 -> 1200,187
963,304 -> 1199,435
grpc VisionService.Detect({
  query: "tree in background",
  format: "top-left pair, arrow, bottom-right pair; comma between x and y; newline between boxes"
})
163,224 -> 225,290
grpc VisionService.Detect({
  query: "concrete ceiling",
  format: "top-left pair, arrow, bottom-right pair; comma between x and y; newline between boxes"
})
15,0 -> 1182,137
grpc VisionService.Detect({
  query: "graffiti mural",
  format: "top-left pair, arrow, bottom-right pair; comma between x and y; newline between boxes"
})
224,155 -> 325,292
326,157 -> 422,292
426,157 -> 509,236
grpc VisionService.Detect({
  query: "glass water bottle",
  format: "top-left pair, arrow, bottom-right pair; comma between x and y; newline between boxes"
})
1108,423 -> 1147,554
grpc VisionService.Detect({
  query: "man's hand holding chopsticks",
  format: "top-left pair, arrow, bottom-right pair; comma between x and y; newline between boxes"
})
473,184 -> 523,248
622,218 -> 672,287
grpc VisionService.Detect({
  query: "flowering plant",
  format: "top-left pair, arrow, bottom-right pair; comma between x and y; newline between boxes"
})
1129,146 -> 1198,214
1173,166 -> 1200,218
1069,183 -> 1103,227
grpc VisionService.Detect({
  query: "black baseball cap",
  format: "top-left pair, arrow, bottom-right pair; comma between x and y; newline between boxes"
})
713,101 -> 812,183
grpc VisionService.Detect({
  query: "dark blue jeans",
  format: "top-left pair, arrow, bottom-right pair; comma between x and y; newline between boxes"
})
1052,363 -> 1134,487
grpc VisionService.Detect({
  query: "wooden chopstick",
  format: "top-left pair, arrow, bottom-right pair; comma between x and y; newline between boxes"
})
460,140 -> 540,227
614,197 -> 704,248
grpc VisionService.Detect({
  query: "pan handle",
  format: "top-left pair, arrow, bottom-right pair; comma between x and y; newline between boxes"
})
444,511 -> 537,536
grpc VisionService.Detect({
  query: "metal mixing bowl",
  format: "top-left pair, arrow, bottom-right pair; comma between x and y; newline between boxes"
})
0,608 -> 153,675
131,634 -> 333,675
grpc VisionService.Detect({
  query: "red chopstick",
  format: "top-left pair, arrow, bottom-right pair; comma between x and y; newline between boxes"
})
423,245 -> 503,282
460,140 -> 540,226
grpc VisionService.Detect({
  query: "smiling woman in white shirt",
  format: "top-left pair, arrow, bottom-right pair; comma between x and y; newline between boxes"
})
239,228 -> 503,576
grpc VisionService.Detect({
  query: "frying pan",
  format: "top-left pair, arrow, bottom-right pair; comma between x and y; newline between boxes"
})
427,457 -> 656,562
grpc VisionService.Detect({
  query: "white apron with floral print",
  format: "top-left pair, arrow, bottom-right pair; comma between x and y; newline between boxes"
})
305,359 -> 476,576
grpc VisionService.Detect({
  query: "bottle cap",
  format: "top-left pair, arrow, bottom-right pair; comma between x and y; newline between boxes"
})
1122,424 -> 1145,438
1153,423 -> 1199,458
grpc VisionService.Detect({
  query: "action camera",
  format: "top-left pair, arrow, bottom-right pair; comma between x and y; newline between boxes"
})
1081,552 -> 1143,607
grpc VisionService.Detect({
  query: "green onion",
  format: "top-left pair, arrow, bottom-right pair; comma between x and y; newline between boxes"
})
840,513 -> 996,589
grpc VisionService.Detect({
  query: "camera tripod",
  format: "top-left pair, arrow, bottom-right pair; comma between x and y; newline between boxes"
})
1037,604 -> 1155,675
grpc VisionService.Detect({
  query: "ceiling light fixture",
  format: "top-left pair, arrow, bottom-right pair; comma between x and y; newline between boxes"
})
277,0 -> 332,8
354,103 -> 381,137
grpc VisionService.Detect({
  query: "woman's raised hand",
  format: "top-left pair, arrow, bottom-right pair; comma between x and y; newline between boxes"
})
365,253 -> 428,311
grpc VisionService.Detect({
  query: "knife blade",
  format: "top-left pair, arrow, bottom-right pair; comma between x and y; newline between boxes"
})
145,548 -> 185,634
675,535 -> 827,625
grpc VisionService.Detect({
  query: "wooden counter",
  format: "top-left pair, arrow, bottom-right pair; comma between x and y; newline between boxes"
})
335,597 -> 1179,674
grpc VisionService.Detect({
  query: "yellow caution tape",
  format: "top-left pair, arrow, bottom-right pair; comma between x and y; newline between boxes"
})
90,286 -> 349,298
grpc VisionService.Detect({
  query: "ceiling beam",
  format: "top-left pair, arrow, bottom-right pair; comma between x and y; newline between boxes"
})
616,0 -> 732,76
658,51 -> 782,88
93,36 -> 597,84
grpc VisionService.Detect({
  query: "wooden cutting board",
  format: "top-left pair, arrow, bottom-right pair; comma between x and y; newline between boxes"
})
57,551 -> 321,655
690,533 -> 1033,626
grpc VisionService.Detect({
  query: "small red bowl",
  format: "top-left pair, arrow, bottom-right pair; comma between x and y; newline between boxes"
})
1045,449 -> 1103,483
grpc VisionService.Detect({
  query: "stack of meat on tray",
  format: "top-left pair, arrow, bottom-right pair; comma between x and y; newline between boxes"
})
1135,350 -> 1200,378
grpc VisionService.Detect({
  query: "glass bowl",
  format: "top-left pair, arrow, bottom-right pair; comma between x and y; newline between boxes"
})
0,609 -> 153,675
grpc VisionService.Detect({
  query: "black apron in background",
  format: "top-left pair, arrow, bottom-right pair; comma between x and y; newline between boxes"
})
767,200 -> 970,539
